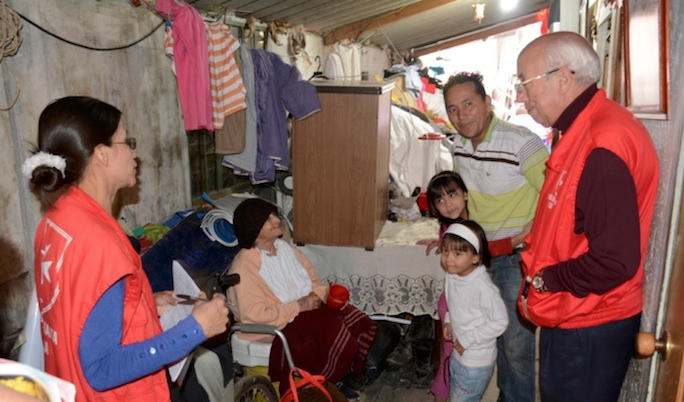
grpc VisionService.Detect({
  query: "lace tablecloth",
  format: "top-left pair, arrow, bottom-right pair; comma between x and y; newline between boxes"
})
297,219 -> 443,318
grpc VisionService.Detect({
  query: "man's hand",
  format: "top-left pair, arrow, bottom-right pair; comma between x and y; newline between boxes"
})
511,222 -> 533,249
192,293 -> 230,338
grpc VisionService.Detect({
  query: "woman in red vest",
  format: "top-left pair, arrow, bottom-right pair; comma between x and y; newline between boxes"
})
23,96 -> 229,402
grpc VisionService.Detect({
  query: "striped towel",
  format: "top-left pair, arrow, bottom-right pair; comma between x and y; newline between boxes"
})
207,21 -> 247,130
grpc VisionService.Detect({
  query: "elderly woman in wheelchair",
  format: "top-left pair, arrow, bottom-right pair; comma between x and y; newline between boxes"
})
226,198 -> 377,401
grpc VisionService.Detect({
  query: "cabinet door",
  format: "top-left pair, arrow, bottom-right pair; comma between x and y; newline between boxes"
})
292,87 -> 390,250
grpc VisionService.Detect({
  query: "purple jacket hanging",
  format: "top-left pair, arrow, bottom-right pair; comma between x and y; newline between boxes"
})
250,50 -> 321,184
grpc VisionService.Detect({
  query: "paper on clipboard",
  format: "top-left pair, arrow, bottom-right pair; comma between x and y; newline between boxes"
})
159,260 -> 201,382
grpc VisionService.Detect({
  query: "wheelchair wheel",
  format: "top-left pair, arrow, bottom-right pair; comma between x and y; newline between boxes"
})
234,374 -> 278,402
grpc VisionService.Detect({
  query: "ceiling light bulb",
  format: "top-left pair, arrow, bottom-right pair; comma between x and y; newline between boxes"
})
501,0 -> 518,12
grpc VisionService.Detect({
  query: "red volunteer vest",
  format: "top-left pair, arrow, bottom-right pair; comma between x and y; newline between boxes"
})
34,187 -> 170,402
518,89 -> 659,329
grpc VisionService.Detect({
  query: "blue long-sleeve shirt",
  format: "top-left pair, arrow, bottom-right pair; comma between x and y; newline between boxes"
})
79,279 -> 206,391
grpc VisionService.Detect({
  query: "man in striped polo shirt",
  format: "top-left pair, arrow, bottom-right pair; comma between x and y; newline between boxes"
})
443,72 -> 549,402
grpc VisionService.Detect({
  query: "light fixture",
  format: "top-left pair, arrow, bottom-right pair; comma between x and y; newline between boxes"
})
473,1 -> 486,24
500,0 -> 518,12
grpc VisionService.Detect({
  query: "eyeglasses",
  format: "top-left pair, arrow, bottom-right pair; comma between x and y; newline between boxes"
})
514,68 -> 560,93
111,137 -> 137,150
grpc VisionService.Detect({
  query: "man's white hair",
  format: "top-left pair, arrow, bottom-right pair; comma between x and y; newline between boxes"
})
539,33 -> 601,86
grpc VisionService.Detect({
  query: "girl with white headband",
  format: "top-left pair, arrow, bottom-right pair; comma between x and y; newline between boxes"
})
423,170 -> 530,402
440,220 -> 508,402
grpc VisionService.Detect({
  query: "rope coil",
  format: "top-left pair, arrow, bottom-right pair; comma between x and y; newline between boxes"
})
0,1 -> 22,110
200,208 -> 238,248
0,1 -> 21,62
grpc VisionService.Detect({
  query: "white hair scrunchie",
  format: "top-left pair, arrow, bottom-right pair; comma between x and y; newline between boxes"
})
22,151 -> 67,180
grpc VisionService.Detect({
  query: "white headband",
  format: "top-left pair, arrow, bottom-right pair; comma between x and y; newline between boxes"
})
22,151 -> 67,180
444,223 -> 480,253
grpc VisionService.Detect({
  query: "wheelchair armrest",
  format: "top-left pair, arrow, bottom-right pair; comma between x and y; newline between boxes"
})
231,323 -> 278,336
230,324 -> 295,370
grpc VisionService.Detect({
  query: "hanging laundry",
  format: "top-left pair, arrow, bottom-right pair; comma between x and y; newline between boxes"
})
222,45 -> 258,174
387,62 -> 423,99
420,76 -> 436,94
215,109 -> 246,154
156,0 -> 213,131
323,52 -> 345,79
214,48 -> 247,154
335,40 -> 361,80
249,50 -> 321,184
389,106 -> 452,198
207,21 -> 246,130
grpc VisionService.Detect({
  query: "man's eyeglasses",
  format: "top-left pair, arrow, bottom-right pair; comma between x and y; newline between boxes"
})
111,137 -> 137,150
514,68 -> 560,93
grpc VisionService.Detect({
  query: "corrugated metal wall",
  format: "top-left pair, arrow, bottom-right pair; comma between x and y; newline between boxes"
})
190,0 -> 421,32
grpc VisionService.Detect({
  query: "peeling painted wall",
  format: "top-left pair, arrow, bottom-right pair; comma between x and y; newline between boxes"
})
0,0 -> 388,317
0,0 -> 190,272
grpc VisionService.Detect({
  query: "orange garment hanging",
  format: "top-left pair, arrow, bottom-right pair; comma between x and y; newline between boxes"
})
207,22 -> 247,130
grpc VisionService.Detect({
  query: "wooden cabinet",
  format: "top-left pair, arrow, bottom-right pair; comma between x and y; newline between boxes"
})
292,81 -> 394,250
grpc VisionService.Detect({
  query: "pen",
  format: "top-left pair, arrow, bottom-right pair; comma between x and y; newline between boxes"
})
175,294 -> 209,303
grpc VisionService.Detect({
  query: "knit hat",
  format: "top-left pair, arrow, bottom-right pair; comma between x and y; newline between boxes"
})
233,198 -> 278,249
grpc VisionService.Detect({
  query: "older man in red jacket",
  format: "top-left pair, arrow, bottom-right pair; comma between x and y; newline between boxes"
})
515,32 -> 659,402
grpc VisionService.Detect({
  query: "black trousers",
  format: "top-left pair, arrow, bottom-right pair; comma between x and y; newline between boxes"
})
539,313 -> 641,402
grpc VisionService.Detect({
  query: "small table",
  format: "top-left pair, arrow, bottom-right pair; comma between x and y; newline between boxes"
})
298,219 -> 444,318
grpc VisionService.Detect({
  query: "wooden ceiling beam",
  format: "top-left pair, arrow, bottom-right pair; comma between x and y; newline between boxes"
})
411,12 -> 540,57
323,0 -> 457,45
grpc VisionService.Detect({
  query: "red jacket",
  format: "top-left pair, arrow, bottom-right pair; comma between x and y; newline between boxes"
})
34,187 -> 170,401
518,89 -> 658,329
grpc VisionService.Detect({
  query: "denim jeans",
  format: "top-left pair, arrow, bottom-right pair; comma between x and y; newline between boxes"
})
489,251 -> 536,402
449,356 -> 494,402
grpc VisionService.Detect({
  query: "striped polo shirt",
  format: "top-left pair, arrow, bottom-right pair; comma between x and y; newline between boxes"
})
452,114 -> 549,241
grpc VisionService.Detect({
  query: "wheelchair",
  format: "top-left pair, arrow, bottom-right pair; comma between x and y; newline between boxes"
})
230,324 -> 294,402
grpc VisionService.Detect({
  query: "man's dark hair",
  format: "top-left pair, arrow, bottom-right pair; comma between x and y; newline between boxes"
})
443,72 -> 487,102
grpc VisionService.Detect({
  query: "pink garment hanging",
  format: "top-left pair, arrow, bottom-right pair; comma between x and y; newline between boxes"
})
156,0 -> 213,131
